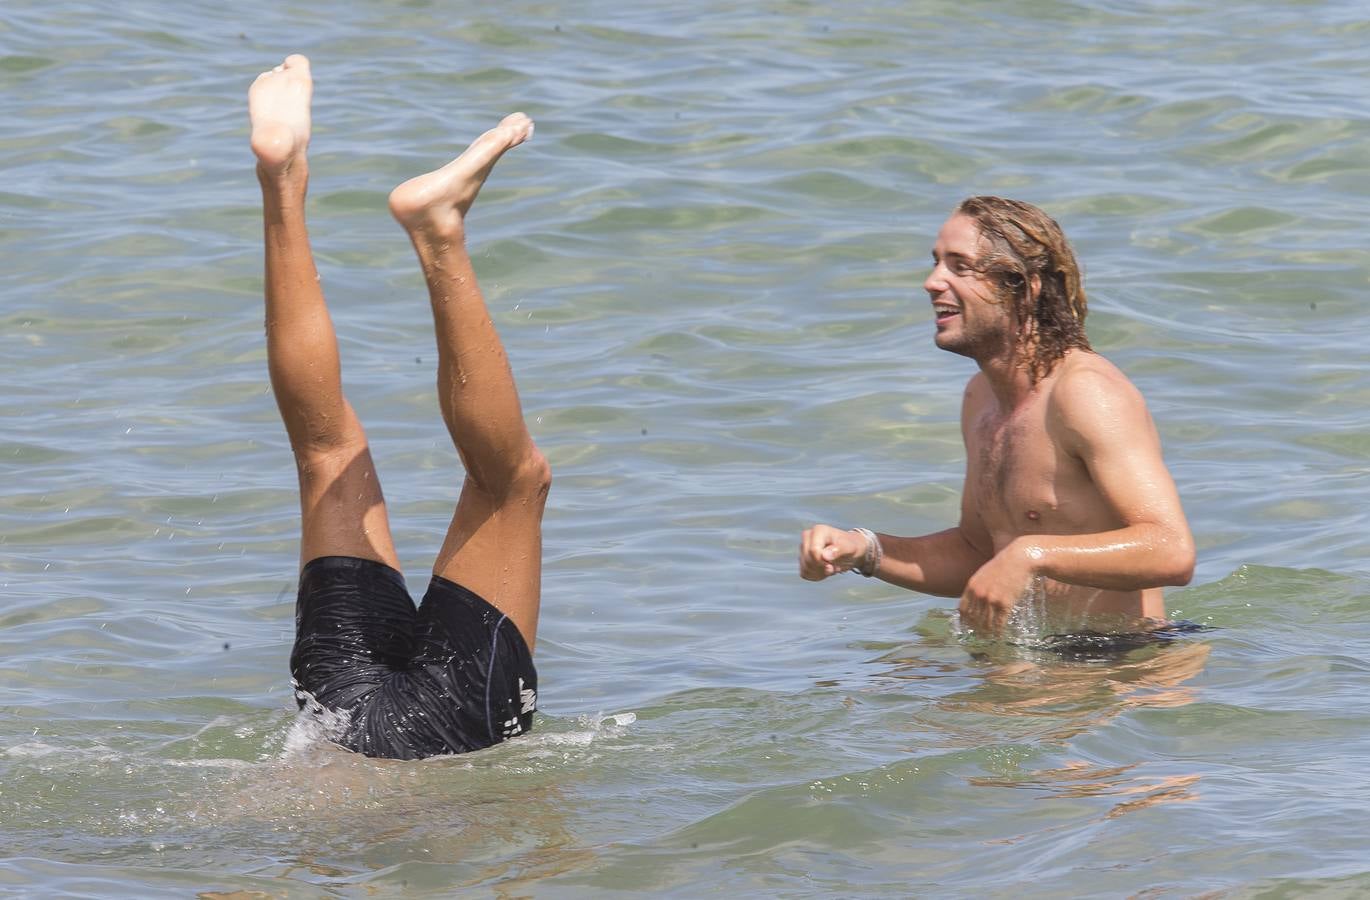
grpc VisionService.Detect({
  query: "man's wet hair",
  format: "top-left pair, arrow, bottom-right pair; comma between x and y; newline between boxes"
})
955,196 -> 1092,382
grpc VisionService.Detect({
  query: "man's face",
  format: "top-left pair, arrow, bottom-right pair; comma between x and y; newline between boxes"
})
924,214 -> 1014,361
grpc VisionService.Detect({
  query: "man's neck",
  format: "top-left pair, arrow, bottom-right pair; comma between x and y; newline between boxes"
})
976,348 -> 1039,409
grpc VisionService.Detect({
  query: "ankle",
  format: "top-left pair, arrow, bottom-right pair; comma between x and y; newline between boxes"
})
257,160 -> 308,193
407,218 -> 467,253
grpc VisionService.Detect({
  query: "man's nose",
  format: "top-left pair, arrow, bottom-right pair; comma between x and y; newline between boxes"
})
923,264 -> 946,295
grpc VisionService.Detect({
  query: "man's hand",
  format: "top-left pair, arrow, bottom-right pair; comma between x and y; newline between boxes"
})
799,525 -> 867,581
958,540 -> 1039,634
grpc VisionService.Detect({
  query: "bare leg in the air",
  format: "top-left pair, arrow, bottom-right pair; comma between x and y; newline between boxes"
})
388,115 -> 550,650
250,54 -> 400,572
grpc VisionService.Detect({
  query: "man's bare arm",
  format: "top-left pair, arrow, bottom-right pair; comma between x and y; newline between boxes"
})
798,522 -> 991,595
801,467 -> 995,595
871,524 -> 993,597
997,363 -> 1194,592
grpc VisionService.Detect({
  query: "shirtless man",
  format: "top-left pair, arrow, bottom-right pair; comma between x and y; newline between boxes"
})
250,55 -> 548,758
799,197 -> 1194,635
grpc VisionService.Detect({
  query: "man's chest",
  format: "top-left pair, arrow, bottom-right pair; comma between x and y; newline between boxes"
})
967,406 -> 1090,534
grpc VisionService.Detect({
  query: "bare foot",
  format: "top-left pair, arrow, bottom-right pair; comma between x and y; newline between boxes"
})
249,54 -> 313,178
388,113 -> 534,239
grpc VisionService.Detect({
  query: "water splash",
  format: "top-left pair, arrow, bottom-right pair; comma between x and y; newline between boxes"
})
280,684 -> 354,760
952,579 -> 1207,658
1004,575 -> 1051,642
951,576 -> 1051,645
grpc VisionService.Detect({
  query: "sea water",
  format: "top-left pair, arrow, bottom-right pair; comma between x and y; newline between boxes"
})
3,0 -> 1370,895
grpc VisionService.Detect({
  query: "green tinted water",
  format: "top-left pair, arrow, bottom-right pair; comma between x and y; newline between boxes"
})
3,0 -> 1370,895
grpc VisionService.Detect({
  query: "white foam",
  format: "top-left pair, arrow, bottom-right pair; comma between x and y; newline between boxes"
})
280,687 -> 354,760
502,710 -> 639,755
4,740 -> 67,758
162,757 -> 256,770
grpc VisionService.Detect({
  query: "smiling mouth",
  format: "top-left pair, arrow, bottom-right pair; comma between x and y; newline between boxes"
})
933,304 -> 960,322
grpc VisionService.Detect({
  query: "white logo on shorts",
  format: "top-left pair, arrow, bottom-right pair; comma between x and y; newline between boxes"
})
501,677 -> 537,738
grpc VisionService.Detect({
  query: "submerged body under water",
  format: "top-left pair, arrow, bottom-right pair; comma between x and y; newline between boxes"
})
954,576 -> 1214,661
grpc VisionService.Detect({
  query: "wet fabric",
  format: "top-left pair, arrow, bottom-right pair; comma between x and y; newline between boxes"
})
290,555 -> 537,760
1038,619 -> 1210,660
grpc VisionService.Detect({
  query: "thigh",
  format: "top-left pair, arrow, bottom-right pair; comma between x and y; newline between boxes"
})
290,555 -> 415,711
291,409 -> 400,571
431,477 -> 547,650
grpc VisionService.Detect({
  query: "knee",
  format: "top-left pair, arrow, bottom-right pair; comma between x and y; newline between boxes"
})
289,404 -> 368,462
509,447 -> 552,504
292,437 -> 371,484
475,446 -> 550,508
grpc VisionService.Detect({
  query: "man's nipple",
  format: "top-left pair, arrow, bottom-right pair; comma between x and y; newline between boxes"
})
1025,509 -> 1041,521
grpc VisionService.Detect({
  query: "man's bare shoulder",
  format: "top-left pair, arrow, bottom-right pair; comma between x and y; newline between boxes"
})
963,370 -> 1000,410
959,370 -> 992,425
962,370 -> 991,399
1046,351 -> 1152,446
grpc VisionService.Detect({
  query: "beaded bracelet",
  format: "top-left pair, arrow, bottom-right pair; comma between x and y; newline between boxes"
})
850,527 -> 883,577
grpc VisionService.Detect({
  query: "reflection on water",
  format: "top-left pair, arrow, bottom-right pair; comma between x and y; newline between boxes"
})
973,763 -> 1202,825
884,618 -> 1212,722
879,623 -> 1211,821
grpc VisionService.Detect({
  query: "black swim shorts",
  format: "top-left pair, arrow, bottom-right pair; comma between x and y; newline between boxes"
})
290,555 -> 537,760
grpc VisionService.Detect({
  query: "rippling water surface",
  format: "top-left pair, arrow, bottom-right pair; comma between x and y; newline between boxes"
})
4,1 -> 1370,896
